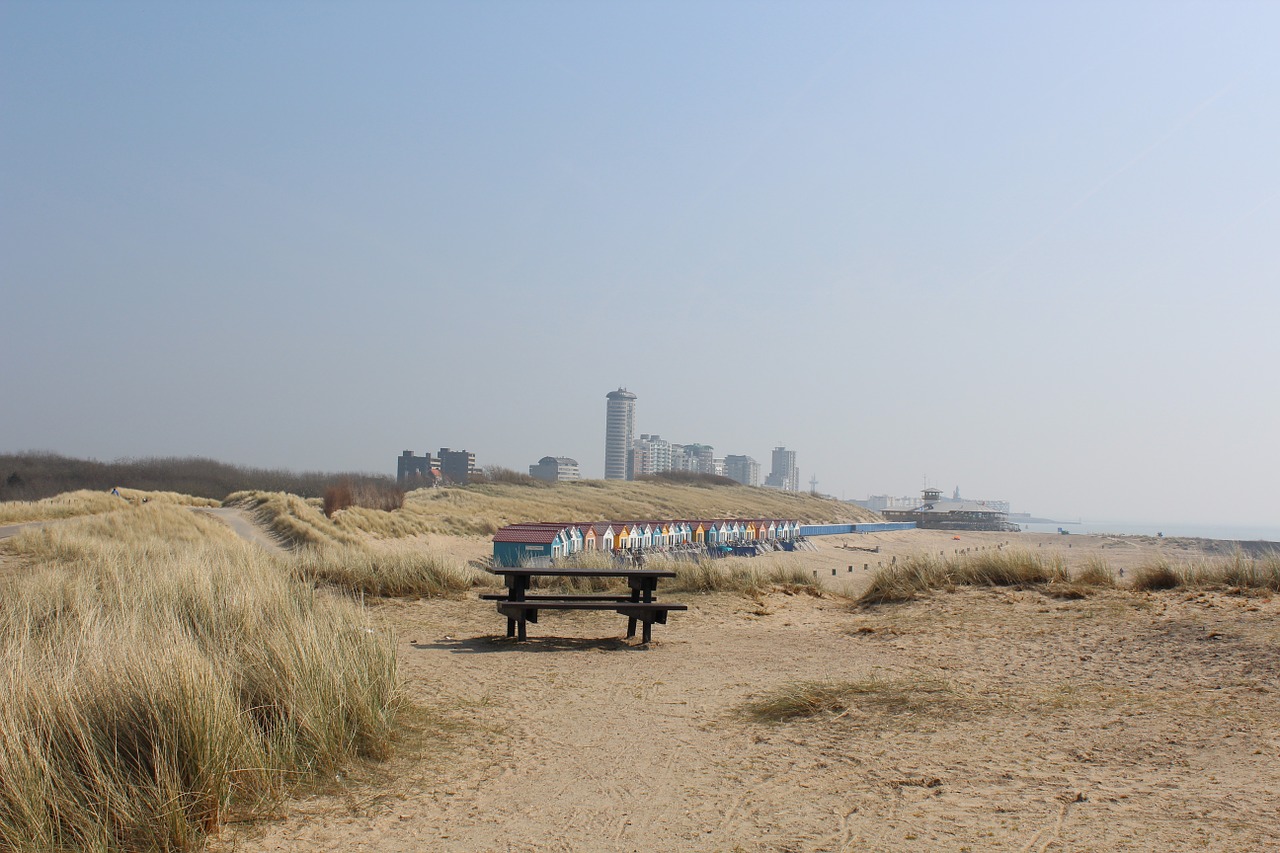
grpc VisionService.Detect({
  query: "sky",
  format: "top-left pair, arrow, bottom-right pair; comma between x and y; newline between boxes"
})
2,1 -> 1278,526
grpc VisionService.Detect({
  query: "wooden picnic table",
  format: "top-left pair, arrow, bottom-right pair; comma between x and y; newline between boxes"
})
484,566 -> 685,643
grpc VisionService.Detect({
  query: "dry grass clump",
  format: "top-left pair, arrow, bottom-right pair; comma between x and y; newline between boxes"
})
741,676 -> 955,724
1148,553 -> 1280,593
1042,556 -> 1119,599
860,550 -> 1067,605
1132,561 -> 1182,591
294,543 -> 483,598
0,488 -> 218,524
1076,556 -> 1117,587
859,554 -> 952,604
0,505 -> 398,851
953,549 -> 1068,586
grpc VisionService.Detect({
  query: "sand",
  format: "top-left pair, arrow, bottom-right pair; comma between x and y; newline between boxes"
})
224,530 -> 1280,852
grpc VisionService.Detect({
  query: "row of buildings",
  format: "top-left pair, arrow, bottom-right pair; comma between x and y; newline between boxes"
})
493,517 -> 804,566
604,388 -> 801,488
396,448 -> 477,486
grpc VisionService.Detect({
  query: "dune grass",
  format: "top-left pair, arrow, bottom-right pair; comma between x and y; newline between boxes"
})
1131,553 -> 1280,593
861,549 -> 1280,605
293,543 -> 484,598
226,490 -> 363,548
230,479 -> 879,541
0,488 -> 219,525
0,505 -> 399,851
859,550 -> 1068,604
667,555 -> 821,595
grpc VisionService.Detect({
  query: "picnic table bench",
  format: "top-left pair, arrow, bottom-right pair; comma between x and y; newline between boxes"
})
485,566 -> 687,643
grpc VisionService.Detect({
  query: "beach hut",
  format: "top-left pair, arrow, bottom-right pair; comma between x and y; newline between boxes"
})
597,523 -> 617,551
492,524 -> 572,567
565,524 -> 584,555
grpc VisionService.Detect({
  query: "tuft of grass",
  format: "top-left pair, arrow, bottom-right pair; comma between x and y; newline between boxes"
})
1076,556 -> 1117,587
1132,561 -> 1182,591
858,554 -> 952,604
0,505 -> 399,851
741,676 -> 955,724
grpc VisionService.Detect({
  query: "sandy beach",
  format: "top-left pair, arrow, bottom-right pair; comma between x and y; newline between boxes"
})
218,529 -> 1280,852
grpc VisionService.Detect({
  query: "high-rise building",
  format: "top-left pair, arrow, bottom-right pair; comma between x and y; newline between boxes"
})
724,454 -> 760,487
604,388 -> 637,480
765,446 -> 799,491
680,443 -> 715,475
396,449 -> 436,485
437,448 -> 476,485
630,434 -> 672,478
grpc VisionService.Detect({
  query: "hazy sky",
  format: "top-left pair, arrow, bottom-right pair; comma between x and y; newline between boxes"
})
3,1 -> 1278,525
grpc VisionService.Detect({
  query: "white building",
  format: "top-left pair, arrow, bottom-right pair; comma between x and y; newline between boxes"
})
605,388 -> 637,480
529,456 -> 580,482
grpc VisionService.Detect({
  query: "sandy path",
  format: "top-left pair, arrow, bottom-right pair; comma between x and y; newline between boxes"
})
228,536 -> 1280,852
192,506 -> 287,552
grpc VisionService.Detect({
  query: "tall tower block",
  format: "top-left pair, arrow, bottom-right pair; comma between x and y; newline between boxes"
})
604,388 -> 637,480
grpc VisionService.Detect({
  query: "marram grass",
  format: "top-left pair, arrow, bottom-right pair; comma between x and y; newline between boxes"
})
0,505 -> 399,851
860,549 -> 1280,605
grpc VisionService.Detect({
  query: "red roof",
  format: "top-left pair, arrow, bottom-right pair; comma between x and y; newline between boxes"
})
493,527 -> 566,544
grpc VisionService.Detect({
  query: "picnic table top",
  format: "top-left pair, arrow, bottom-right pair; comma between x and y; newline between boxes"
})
486,566 -> 678,579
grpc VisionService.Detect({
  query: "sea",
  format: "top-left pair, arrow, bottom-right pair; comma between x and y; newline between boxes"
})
1017,520 -> 1280,543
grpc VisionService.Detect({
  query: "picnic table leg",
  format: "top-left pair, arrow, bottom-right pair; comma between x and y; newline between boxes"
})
642,618 -> 652,644
517,614 -> 528,641
627,616 -> 637,638
507,616 -> 516,638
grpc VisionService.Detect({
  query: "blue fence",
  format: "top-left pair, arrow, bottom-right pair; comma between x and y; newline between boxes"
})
799,522 -> 917,536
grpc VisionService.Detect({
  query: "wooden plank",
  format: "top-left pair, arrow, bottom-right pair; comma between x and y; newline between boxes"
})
479,593 -> 635,602
496,602 -> 687,613
487,567 -> 677,579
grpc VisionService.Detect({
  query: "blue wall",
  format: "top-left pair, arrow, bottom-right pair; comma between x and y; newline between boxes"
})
799,522 -> 916,536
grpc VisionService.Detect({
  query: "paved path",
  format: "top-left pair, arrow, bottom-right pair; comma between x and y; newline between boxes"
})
0,521 -> 50,540
192,507 -> 287,552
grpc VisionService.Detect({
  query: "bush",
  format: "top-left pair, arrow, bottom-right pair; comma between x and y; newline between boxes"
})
323,484 -> 354,517
478,467 -> 543,486
0,451 -> 400,503
636,470 -> 739,487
